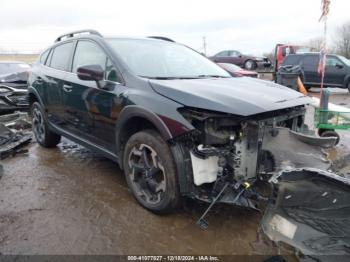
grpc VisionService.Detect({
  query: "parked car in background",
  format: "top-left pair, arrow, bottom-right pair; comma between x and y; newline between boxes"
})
209,50 -> 271,70
0,61 -> 31,114
281,53 -> 350,91
217,62 -> 258,78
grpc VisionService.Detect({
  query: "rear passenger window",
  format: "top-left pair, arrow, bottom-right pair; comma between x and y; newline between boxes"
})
50,42 -> 74,71
302,55 -> 319,66
72,41 -> 106,73
216,51 -> 229,57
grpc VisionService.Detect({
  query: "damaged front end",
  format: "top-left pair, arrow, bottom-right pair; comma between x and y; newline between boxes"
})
172,104 -> 350,256
172,105 -> 342,228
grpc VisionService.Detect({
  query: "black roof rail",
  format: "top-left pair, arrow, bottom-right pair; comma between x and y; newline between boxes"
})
147,36 -> 175,42
55,29 -> 103,42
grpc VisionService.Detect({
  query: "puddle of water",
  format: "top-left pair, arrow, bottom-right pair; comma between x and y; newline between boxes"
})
0,141 -> 279,255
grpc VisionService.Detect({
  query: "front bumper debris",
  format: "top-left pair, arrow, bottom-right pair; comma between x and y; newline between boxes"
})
0,84 -> 29,112
261,168 -> 350,258
0,112 -> 32,160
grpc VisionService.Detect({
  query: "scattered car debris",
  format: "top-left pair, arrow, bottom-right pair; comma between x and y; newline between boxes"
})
0,61 -> 30,114
0,112 -> 32,160
0,111 -> 31,129
261,168 -> 350,259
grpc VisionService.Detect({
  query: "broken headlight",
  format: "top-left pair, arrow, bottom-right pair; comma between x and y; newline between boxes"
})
178,107 -> 242,146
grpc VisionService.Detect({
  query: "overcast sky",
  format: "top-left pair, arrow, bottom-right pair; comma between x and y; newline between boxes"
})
0,0 -> 349,55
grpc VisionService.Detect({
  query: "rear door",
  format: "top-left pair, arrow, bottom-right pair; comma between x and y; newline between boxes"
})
324,56 -> 347,87
41,41 -> 74,127
301,55 -> 320,85
63,40 -> 123,151
228,51 -> 243,66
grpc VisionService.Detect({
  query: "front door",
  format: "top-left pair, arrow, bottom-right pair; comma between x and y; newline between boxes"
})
324,56 -> 347,87
63,40 -> 124,152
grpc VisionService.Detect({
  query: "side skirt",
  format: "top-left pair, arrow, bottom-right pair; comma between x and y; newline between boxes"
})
49,123 -> 120,166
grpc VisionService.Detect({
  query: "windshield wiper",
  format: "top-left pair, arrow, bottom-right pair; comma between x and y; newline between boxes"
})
140,76 -> 200,80
197,75 -> 230,78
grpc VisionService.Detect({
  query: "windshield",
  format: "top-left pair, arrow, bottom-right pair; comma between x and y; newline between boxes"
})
0,63 -> 30,76
106,39 -> 230,78
338,55 -> 350,66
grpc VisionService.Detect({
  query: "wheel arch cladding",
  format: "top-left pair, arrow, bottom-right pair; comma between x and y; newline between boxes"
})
115,106 -> 181,167
28,87 -> 45,115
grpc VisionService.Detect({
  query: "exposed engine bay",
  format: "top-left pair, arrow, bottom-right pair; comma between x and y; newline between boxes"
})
174,105 -> 342,231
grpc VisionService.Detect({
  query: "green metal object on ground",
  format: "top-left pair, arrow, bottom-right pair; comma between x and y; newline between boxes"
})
314,108 -> 350,130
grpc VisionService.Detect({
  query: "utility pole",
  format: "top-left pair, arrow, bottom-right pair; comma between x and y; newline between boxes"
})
202,36 -> 207,56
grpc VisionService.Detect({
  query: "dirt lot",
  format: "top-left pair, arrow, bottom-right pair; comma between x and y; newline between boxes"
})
0,54 -> 38,63
0,89 -> 349,257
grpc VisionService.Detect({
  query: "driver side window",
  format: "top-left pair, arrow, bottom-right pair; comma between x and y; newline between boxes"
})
229,51 -> 239,57
72,41 -> 121,83
326,57 -> 342,67
72,41 -> 106,73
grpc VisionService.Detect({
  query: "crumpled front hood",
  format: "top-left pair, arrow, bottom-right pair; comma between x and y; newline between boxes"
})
149,77 -> 311,116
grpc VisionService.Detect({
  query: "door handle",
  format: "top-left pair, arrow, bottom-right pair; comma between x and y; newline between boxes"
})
63,84 -> 73,93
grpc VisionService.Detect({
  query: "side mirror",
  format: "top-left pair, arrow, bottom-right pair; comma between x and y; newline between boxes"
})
77,64 -> 104,82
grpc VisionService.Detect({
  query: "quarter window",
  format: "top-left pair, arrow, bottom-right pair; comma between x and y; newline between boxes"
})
40,49 -> 50,64
50,42 -> 74,71
105,58 -> 119,82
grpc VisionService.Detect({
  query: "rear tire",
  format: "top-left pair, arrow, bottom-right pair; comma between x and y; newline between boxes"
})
347,81 -> 350,93
244,60 -> 257,70
31,102 -> 61,148
123,130 -> 180,214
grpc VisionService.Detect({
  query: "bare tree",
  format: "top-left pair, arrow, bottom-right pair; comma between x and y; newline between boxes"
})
333,21 -> 350,58
305,37 -> 324,51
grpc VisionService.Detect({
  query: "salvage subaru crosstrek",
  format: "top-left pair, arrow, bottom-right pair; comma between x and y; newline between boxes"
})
28,30 -> 339,217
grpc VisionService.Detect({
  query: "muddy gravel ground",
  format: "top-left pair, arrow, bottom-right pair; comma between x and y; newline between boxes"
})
0,89 -> 349,257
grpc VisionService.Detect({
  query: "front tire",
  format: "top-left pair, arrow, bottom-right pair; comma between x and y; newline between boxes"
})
31,102 -> 61,148
123,130 -> 180,213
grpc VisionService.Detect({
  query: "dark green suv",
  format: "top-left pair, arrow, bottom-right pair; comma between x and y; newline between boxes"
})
28,30 -> 312,213
282,53 -> 350,91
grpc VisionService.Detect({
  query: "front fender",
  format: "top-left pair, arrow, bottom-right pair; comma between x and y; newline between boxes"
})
116,105 -> 173,145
